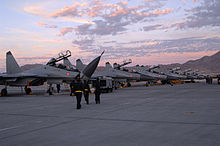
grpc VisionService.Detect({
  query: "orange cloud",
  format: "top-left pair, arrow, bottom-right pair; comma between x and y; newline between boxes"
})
152,8 -> 173,15
23,4 -> 48,16
49,2 -> 87,18
36,22 -> 47,26
36,22 -> 58,28
87,6 -> 103,17
57,27 -> 74,36
104,4 -> 140,18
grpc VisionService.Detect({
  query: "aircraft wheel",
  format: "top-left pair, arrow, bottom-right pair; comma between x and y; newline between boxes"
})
127,82 -> 131,87
25,88 -> 32,95
161,80 -> 166,85
1,88 -> 7,96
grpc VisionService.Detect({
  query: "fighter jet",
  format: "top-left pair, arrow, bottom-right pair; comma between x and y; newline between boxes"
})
96,61 -> 166,84
92,59 -> 141,81
0,51 -> 103,96
134,65 -> 167,81
189,69 -> 205,80
169,67 -> 187,80
147,66 -> 185,85
155,67 -> 187,81
181,68 -> 196,80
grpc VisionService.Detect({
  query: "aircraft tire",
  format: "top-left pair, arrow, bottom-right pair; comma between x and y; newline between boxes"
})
1,88 -> 7,96
127,82 -> 131,87
25,88 -> 32,95
161,80 -> 167,85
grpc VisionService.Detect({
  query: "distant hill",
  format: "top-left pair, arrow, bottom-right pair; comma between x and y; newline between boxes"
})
125,51 -> 220,75
158,51 -> 220,74
181,51 -> 220,74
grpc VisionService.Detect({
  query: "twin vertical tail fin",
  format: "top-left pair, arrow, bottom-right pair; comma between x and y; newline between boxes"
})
6,51 -> 22,74
63,58 -> 73,67
76,59 -> 86,72
82,51 -> 104,79
105,62 -> 113,69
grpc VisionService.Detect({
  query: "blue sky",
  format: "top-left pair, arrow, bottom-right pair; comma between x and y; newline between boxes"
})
0,0 -> 220,72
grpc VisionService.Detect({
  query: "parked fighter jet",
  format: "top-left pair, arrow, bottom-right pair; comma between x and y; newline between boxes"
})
92,60 -> 141,81
134,65 -> 167,81
154,67 -> 187,81
181,68 -> 196,81
0,51 -> 103,96
169,67 -> 187,80
190,69 -> 205,80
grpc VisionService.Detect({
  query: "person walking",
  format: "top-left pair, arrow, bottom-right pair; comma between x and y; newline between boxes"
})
56,84 -> 60,93
83,81 -> 91,104
73,78 -> 84,109
94,78 -> 101,104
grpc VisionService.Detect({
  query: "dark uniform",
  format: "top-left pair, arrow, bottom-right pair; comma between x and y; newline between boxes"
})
94,79 -> 101,104
56,84 -> 60,93
73,80 -> 84,109
83,82 -> 91,104
218,75 -> 220,85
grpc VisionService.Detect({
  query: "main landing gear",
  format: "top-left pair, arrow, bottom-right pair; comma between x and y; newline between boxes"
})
24,86 -> 32,95
47,84 -> 53,95
1,88 -> 7,96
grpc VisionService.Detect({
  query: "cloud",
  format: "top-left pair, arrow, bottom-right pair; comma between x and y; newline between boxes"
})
57,27 -> 74,36
23,2 -> 50,17
36,22 -> 47,26
143,24 -> 163,31
152,8 -> 173,15
49,2 -> 82,18
72,36 -> 220,61
174,0 -> 220,29
36,22 -> 58,28
75,20 -> 129,36
47,1 -> 174,36
57,17 -> 95,24
24,5 -> 45,16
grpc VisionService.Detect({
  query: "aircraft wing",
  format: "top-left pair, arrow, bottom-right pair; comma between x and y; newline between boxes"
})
92,71 -> 117,78
0,72 -> 48,78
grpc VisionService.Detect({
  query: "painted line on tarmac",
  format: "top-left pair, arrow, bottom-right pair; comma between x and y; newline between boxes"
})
0,125 -> 23,132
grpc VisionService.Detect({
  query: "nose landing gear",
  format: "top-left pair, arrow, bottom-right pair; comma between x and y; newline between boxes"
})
1,88 -> 7,96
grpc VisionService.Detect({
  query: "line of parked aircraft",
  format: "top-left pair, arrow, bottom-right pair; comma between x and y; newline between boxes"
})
0,50 -> 205,96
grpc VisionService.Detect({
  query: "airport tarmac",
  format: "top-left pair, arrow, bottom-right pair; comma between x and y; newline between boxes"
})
0,82 -> 220,146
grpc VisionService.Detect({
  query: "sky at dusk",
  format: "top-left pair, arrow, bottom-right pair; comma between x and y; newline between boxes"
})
0,0 -> 220,72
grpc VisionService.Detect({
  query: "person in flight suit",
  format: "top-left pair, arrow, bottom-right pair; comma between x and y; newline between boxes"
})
56,84 -> 60,93
73,77 -> 84,109
83,81 -> 91,104
94,78 -> 101,104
